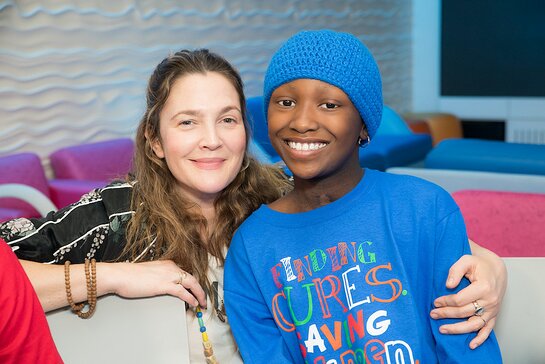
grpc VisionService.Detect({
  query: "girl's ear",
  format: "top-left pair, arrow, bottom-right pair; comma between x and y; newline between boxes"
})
146,131 -> 165,159
357,126 -> 370,148
359,126 -> 368,141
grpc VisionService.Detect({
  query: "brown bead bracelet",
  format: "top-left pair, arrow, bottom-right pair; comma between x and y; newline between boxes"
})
64,258 -> 97,319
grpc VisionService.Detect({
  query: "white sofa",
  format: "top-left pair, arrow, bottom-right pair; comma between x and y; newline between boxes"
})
386,167 -> 545,194
495,258 -> 545,364
46,295 -> 190,364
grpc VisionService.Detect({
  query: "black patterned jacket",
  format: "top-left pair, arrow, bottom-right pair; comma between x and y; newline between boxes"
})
0,181 -> 136,264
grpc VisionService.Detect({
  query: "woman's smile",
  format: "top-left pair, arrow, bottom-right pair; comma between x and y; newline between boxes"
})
190,157 -> 227,170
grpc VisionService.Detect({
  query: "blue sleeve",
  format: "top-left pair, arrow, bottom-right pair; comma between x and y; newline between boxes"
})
431,209 -> 503,363
224,230 -> 297,364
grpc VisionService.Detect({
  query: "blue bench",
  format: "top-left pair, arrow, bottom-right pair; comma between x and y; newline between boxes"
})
425,139 -> 545,175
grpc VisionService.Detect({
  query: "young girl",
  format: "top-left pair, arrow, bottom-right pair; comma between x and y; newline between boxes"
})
224,30 -> 502,363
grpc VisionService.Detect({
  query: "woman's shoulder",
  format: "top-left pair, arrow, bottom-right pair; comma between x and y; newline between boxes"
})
100,180 -> 134,193
96,180 -> 134,198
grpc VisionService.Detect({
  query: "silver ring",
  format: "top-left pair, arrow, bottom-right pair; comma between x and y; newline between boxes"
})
473,301 -> 485,316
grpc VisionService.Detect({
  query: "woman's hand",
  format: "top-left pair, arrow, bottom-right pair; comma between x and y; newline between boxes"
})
102,260 -> 207,308
430,242 -> 507,349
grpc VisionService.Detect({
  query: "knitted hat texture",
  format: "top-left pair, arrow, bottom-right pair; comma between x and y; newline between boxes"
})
263,30 -> 383,138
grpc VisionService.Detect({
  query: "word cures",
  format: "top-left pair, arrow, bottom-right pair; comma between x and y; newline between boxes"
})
271,263 -> 403,331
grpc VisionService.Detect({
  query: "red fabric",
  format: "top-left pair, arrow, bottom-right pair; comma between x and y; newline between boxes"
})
452,190 -> 545,257
0,240 -> 63,363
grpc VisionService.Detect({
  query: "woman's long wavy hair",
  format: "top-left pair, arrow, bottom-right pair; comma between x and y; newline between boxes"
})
122,49 -> 290,296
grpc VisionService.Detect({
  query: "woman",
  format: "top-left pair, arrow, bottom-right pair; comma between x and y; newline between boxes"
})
2,49 -> 287,363
0,49 -> 504,362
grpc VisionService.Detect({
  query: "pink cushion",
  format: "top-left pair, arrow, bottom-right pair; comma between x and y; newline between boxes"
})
48,179 -> 108,209
0,152 -> 50,217
50,138 -> 134,181
452,190 -> 545,257
0,207 -> 29,222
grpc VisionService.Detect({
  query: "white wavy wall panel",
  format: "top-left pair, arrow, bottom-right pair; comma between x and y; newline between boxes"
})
0,0 -> 411,167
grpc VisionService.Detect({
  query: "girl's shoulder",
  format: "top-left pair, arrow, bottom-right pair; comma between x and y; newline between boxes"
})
374,169 -> 450,196
372,170 -> 458,214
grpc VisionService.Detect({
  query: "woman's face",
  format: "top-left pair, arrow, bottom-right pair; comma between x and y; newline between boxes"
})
152,72 -> 246,203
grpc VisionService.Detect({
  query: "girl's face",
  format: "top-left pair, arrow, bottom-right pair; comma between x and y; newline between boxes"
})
268,78 -> 365,182
152,72 -> 246,203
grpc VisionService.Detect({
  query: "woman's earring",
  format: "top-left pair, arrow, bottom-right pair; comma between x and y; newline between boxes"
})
357,135 -> 371,148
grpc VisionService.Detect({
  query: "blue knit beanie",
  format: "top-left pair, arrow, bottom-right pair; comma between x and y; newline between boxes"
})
264,30 -> 383,139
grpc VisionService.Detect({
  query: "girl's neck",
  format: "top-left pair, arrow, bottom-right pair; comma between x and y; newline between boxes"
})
272,166 -> 364,213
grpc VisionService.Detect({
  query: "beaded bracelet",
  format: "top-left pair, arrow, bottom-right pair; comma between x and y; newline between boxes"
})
79,258 -> 97,318
64,259 -> 97,319
64,260 -> 84,313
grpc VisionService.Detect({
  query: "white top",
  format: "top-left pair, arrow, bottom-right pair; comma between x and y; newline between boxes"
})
186,255 -> 242,363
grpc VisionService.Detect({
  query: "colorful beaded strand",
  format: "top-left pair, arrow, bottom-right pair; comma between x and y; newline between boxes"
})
196,307 -> 218,363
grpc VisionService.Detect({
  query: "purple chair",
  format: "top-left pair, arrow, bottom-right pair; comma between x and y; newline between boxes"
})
49,138 -> 134,208
0,152 -> 54,221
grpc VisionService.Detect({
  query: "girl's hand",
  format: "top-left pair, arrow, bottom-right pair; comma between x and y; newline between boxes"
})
430,251 -> 507,349
102,260 -> 207,308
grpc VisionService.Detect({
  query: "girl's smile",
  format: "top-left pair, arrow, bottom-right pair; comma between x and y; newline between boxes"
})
268,78 -> 366,183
